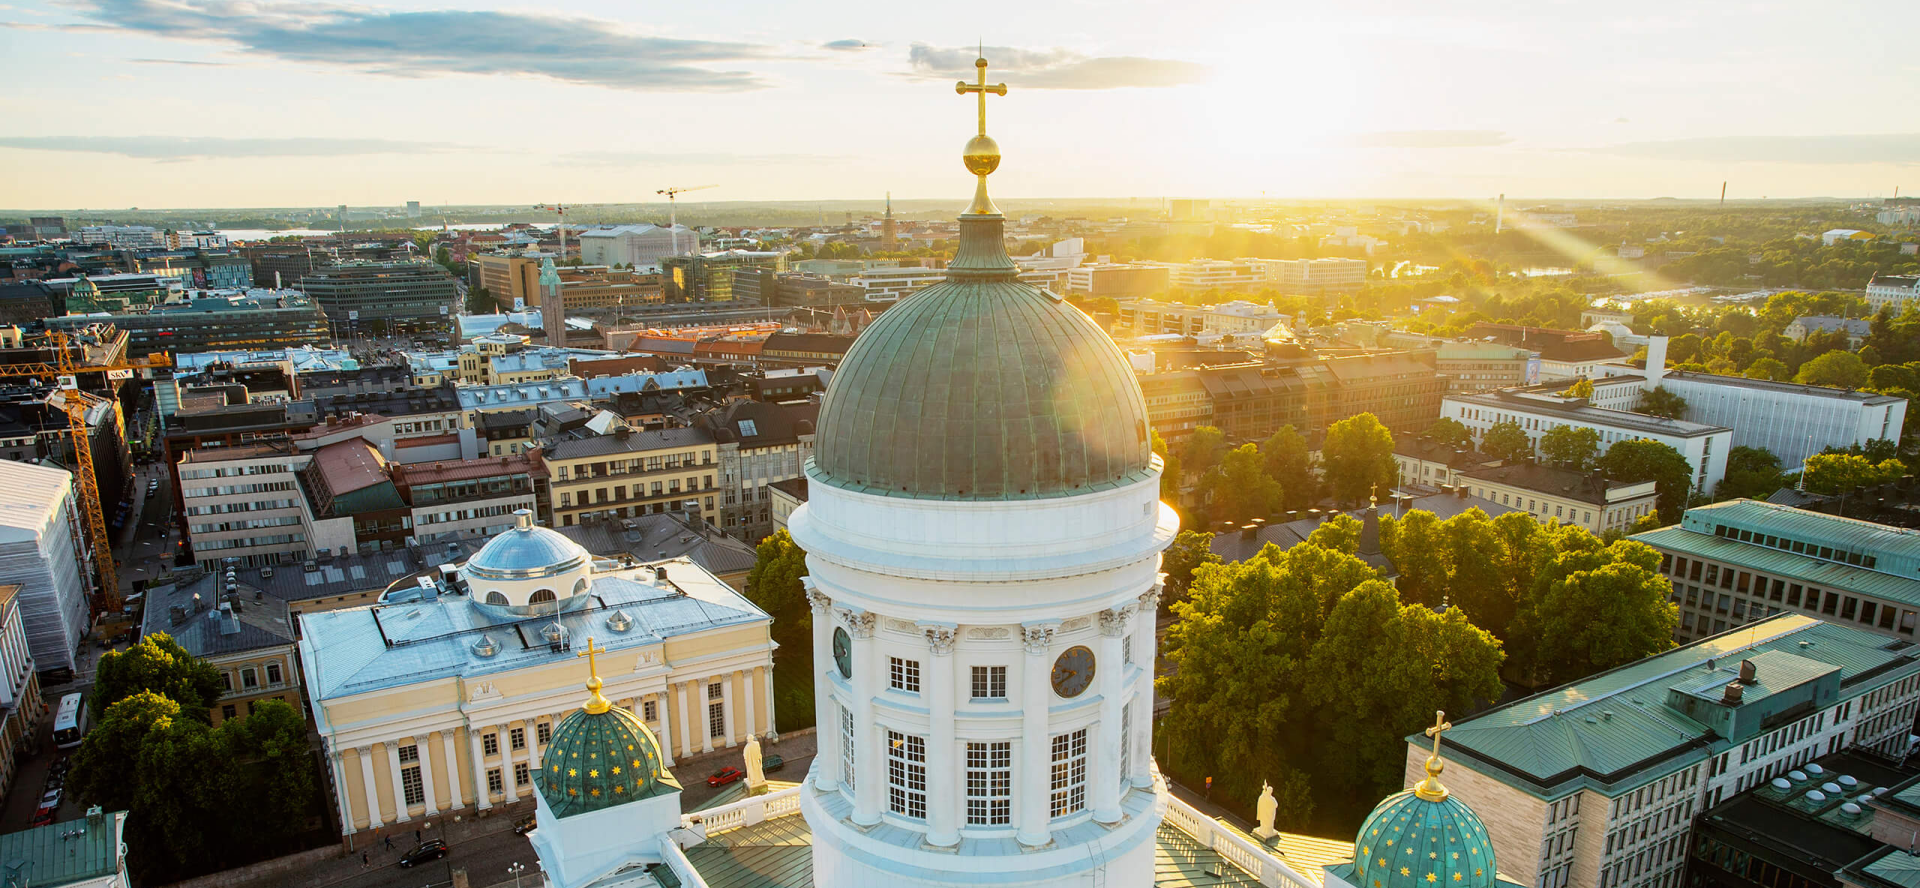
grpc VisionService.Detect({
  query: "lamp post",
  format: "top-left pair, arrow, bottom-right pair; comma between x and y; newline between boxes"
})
508,862 -> 526,888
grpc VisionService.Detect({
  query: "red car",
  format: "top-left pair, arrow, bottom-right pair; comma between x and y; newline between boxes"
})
706,767 -> 743,787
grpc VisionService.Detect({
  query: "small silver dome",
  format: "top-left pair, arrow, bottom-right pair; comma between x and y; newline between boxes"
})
472,635 -> 499,657
607,610 -> 634,633
464,510 -> 591,581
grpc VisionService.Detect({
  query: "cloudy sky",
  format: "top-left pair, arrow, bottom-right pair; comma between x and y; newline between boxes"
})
2,0 -> 1916,208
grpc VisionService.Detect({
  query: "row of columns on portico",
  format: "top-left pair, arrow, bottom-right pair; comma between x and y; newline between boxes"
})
332,667 -> 774,834
808,585 -> 1162,848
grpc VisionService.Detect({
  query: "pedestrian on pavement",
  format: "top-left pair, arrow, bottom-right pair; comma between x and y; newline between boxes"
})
414,828 -> 421,845
383,834 -> 393,850
361,850 -> 369,868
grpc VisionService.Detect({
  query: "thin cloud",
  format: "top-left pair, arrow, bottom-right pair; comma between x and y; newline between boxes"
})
564,150 -> 846,167
822,39 -> 872,52
65,0 -> 775,91
0,135 -> 461,159
1356,130 -> 1513,148
906,43 -> 1207,89
130,57 -> 228,67
1595,134 -> 1920,165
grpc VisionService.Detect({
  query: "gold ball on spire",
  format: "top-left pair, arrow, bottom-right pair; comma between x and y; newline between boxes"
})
963,134 -> 1001,176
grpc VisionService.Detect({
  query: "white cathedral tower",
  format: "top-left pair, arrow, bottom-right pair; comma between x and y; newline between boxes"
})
791,55 -> 1179,888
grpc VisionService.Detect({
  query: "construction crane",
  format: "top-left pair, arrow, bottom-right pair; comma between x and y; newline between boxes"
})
656,185 -> 716,228
0,333 -> 170,615
535,203 -> 570,259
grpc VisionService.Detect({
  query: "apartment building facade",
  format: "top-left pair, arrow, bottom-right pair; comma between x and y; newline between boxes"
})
543,426 -> 718,527
1415,615 -> 1920,888
1442,389 -> 1733,493
1458,463 -> 1658,534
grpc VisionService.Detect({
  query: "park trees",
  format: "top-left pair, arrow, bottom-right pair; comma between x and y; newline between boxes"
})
1744,357 -> 1789,381
1197,444 -> 1285,525
1424,417 -> 1473,449
1637,385 -> 1689,420
1599,438 -> 1695,523
465,284 -> 496,314
1180,426 -> 1228,478
1795,350 -> 1870,389
1158,536 -> 1502,824
1802,453 -> 1909,495
1152,429 -> 1181,503
1159,530 -> 1222,610
1507,535 -> 1678,686
1540,425 -> 1601,471
747,530 -> 815,731
1320,413 -> 1397,506
90,632 -> 223,721
1480,420 -> 1533,463
1560,378 -> 1596,400
1715,446 -> 1791,500
1259,425 -> 1318,510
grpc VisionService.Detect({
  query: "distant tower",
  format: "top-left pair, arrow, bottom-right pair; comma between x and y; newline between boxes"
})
1494,193 -> 1505,234
881,192 -> 898,250
539,257 -> 565,345
337,204 -> 349,228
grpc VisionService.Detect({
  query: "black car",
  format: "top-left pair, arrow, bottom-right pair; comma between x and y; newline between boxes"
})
512,814 -> 537,835
398,840 -> 447,868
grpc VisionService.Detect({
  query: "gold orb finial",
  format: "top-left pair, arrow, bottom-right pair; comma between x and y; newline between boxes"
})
1415,711 -> 1453,801
955,53 -> 1008,215
577,637 -> 612,714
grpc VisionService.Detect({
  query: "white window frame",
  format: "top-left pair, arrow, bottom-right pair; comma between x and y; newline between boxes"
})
887,730 -> 927,819
966,741 -> 1012,826
970,665 -> 1006,700
890,657 -> 921,693
840,704 -> 856,791
1050,728 -> 1088,818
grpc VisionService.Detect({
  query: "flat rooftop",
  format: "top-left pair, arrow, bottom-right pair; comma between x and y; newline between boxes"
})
1447,389 -> 1731,437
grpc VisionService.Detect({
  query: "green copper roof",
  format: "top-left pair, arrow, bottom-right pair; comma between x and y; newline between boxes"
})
537,706 -> 672,816
1350,790 -> 1498,888
812,214 -> 1153,500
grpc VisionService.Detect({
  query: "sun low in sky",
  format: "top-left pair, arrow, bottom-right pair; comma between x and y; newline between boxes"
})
1,0 -> 1915,208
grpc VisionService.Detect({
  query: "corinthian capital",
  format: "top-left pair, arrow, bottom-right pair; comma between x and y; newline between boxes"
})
921,623 -> 957,656
1021,621 -> 1058,655
806,588 -> 833,615
841,608 -> 877,638
1098,605 -> 1137,637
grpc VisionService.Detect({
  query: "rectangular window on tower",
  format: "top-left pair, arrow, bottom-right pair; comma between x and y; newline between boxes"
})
840,705 -> 856,791
970,665 -> 1006,700
1050,728 -> 1088,818
1121,702 -> 1133,783
966,741 -> 1012,826
890,657 -> 921,693
887,731 -> 927,819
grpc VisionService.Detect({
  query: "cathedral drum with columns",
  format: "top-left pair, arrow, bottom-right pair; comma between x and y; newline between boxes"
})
790,56 -> 1179,888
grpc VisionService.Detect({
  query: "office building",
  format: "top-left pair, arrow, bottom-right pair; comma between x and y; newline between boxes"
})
661,251 -> 785,303
1470,323 -> 1627,381
1256,257 -> 1370,294
575,223 -> 700,268
1384,334 -> 1534,392
406,201 -> 422,218
467,253 -> 543,308
298,525 -> 776,839
1167,258 -> 1263,291
45,273 -> 174,314
0,462 -> 92,675
1634,499 -> 1920,645
850,264 -> 947,302
1443,388 -> 1733,493
1458,463 -> 1659,534
0,585 -> 44,800
1685,749 -> 1910,888
1866,274 -> 1920,315
142,571 -> 301,725
1419,614 -> 1920,888
45,290 -> 331,357
296,261 -> 457,333
1113,299 -> 1287,338
1393,436 -> 1500,490
239,243 -> 329,290
1064,263 -> 1172,299
699,401 -> 817,543
391,454 -> 542,544
73,225 -> 164,249
543,426 -> 718,528
731,269 -> 866,307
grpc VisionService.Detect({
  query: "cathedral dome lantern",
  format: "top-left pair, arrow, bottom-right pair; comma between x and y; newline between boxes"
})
464,509 -> 594,617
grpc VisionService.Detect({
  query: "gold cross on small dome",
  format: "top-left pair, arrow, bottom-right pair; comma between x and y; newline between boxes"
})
954,52 -> 1008,215
1416,710 -> 1453,801
578,636 -> 611,713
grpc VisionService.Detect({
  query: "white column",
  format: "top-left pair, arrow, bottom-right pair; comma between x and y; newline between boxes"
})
922,623 -> 959,847
655,692 -> 675,767
742,667 -> 758,740
358,746 -> 385,829
331,752 -> 356,834
502,723 -> 521,802
1133,588 -> 1161,787
761,665 -> 777,739
847,610 -> 881,826
807,588 -> 837,791
1018,621 -> 1057,847
678,682 -> 694,758
721,673 -> 737,747
469,729 -> 492,810
443,730 -> 464,809
420,733 -> 440,816
1093,607 -> 1130,824
388,743 -> 412,822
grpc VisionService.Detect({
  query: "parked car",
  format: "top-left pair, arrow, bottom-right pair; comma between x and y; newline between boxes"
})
397,840 -> 447,868
512,814 -> 537,835
706,767 -> 743,787
763,754 -> 785,773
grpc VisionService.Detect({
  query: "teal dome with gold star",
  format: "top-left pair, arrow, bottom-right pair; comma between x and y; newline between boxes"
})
537,640 -> 672,817
1349,712 -> 1497,888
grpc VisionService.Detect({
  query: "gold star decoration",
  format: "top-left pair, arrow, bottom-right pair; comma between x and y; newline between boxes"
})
1425,875 -> 1438,884
1386,840 -> 1395,847
1429,852 -> 1438,859
613,785 -> 624,794
1451,852 -> 1459,860
1362,846 -> 1370,856
1453,875 -> 1463,883
568,788 -> 579,797
1400,867 -> 1411,876
627,743 -> 635,751
590,788 -> 601,797
1475,868 -> 1483,877
631,759 -> 641,768
612,766 -> 622,776
568,768 -> 578,777
1377,859 -> 1387,867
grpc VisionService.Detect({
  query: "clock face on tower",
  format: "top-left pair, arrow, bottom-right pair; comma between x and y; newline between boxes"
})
1052,645 -> 1096,698
833,626 -> 852,678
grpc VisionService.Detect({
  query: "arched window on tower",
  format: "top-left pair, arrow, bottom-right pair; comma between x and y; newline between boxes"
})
485,591 -> 509,606
530,589 -> 557,606
571,578 -> 589,597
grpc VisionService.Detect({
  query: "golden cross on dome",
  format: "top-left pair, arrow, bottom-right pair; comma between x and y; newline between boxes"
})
954,51 -> 1008,215
1415,710 -> 1453,801
577,636 -> 611,714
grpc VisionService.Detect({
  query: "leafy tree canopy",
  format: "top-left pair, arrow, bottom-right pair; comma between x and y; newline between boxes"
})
1540,425 -> 1601,472
1802,453 -> 1908,495
1480,420 -> 1533,464
1600,438 -> 1694,523
1199,444 -> 1285,526
1321,412 -> 1397,507
1715,446 -> 1790,501
1795,350 -> 1870,389
1424,418 -> 1473,449
1259,425 -> 1318,511
1637,385 -> 1689,420
91,632 -> 223,721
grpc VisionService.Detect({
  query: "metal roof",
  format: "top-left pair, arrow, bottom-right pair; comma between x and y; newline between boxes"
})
1432,615 -> 1920,800
0,812 -> 125,886
463,513 -> 591,580
1679,500 -> 1920,573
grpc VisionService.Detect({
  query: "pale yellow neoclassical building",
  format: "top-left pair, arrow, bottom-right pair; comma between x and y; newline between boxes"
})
298,510 -> 776,839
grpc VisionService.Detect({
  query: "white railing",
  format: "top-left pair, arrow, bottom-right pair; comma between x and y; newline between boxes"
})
680,784 -> 804,837
658,838 -> 710,888
1163,794 -> 1320,888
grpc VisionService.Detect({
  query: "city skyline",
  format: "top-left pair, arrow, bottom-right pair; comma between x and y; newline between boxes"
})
2,0 -> 1917,208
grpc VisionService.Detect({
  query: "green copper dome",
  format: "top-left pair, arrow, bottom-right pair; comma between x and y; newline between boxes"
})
1350,788 -> 1497,888
537,705 -> 671,817
812,214 -> 1153,500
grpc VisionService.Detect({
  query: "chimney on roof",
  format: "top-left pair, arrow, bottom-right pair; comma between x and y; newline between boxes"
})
1722,681 -> 1744,705
1739,659 -> 1757,683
